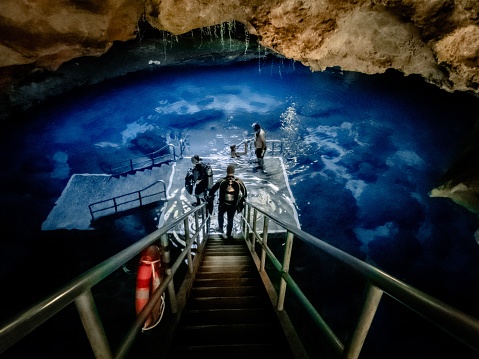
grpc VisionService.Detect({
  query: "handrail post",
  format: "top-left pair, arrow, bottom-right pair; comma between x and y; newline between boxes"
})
277,231 -> 294,311
245,205 -> 251,243
260,217 -> 269,272
202,207 -> 208,241
342,284 -> 384,359
113,198 -> 118,214
241,204 -> 246,235
172,144 -> 178,160
194,210 -> 201,245
203,207 -> 209,242
184,218 -> 193,273
251,208 -> 257,253
160,233 -> 177,313
89,205 -> 95,222
75,290 -> 112,359
138,191 -> 142,207
129,159 -> 133,172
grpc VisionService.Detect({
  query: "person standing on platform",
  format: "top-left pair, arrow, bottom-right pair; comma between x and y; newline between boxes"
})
184,155 -> 213,206
208,164 -> 247,240
253,122 -> 266,169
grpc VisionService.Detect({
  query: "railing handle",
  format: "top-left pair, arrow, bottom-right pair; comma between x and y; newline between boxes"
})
75,290 -> 112,359
251,208 -> 257,252
184,218 -> 193,273
342,284 -> 383,359
260,217 -> 269,272
277,231 -> 294,311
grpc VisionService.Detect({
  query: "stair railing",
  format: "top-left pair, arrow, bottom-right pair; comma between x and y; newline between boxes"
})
88,180 -> 168,221
6,199 -> 479,359
108,144 -> 178,175
240,201 -> 479,359
0,204 -> 210,359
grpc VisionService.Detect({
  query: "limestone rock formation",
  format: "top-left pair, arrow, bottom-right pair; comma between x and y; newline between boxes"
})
0,0 -> 144,71
1,0 -> 478,93
429,120 -> 479,214
430,182 -> 479,215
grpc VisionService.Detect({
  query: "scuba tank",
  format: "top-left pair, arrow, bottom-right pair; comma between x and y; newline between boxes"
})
224,179 -> 235,203
184,169 -> 194,195
206,164 -> 214,190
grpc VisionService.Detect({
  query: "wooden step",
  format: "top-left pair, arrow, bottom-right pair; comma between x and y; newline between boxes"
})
174,322 -> 283,345
181,308 -> 277,326
190,285 -> 265,298
193,277 -> 261,287
186,295 -> 270,310
173,343 -> 289,359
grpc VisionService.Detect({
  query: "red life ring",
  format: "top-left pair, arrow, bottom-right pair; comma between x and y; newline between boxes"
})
135,245 -> 165,331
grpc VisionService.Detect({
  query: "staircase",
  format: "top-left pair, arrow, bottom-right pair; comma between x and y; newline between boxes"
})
168,236 -> 295,358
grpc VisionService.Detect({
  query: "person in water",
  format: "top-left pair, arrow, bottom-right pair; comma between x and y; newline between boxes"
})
230,141 -> 248,158
208,164 -> 247,240
252,122 -> 266,169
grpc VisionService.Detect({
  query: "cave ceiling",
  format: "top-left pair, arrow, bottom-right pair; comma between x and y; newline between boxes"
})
0,0 -> 478,94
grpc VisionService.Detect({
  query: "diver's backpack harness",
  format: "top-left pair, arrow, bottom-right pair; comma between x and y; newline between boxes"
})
218,176 -> 246,212
185,162 -> 214,194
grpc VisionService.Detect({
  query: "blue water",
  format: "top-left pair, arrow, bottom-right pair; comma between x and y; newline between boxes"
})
2,57 -> 479,358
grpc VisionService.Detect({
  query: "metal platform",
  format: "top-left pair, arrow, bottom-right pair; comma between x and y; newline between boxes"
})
158,155 -> 300,240
41,165 -> 172,231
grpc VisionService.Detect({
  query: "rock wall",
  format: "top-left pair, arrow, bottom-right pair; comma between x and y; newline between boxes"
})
1,0 -> 478,92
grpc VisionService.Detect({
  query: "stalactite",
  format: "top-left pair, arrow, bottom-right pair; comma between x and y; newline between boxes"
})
244,27 -> 250,55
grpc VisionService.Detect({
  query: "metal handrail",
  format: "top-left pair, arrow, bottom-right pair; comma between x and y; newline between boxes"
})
247,138 -> 283,154
4,197 -> 479,358
88,180 -> 168,221
240,201 -> 479,358
266,139 -> 283,155
0,203 -> 210,359
108,144 -> 178,175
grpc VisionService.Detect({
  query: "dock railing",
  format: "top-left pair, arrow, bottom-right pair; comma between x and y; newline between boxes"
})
108,144 -> 178,175
246,138 -> 283,156
239,201 -> 479,358
88,180 -> 168,222
266,139 -> 283,155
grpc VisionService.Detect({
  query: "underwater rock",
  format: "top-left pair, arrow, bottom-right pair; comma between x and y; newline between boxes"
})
430,182 -> 479,214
